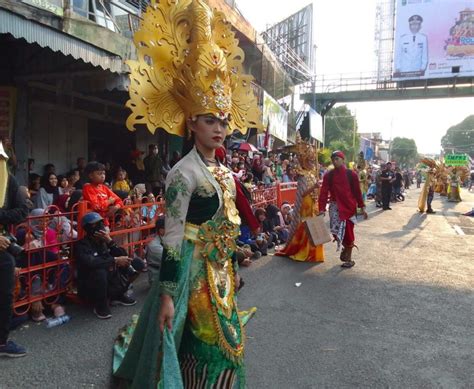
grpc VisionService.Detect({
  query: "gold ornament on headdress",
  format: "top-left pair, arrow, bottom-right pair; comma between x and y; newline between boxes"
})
289,132 -> 317,171
126,0 -> 262,137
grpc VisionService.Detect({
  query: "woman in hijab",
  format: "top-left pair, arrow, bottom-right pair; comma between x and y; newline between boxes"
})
35,173 -> 62,209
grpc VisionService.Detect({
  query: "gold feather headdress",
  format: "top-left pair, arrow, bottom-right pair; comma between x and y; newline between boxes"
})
126,0 -> 262,136
286,132 -> 317,172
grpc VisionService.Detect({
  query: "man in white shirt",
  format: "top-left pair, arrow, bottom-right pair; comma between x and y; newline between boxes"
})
395,15 -> 428,76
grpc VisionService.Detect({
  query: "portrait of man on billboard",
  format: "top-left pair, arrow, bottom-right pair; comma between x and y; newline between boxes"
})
394,14 -> 428,77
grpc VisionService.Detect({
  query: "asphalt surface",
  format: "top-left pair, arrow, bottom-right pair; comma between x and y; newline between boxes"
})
1,187 -> 473,388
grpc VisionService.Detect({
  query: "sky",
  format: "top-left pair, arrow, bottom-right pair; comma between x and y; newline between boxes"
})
236,0 -> 474,154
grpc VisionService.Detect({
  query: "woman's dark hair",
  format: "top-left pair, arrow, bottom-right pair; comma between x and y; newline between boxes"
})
182,131 -> 195,157
155,217 -> 165,234
43,163 -> 55,173
66,190 -> 82,212
41,172 -> 60,202
57,175 -> 67,185
84,161 -> 105,175
265,204 -> 280,219
254,208 -> 266,219
66,169 -> 79,180
28,173 -> 41,187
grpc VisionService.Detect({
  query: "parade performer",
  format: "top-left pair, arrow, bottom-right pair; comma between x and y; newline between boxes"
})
447,166 -> 469,203
275,134 -> 324,262
356,152 -> 368,212
319,151 -> 367,268
112,0 -> 261,387
418,158 -> 438,213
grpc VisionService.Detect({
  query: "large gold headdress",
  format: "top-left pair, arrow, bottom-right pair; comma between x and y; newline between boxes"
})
126,0 -> 262,136
290,133 -> 317,167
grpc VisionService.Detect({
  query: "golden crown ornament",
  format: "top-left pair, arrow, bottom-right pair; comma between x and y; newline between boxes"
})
126,0 -> 262,137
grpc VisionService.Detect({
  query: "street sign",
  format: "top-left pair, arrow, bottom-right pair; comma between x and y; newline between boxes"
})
445,154 -> 468,166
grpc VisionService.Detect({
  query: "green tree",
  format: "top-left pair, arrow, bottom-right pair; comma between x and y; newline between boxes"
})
390,137 -> 418,167
325,105 -> 360,162
318,148 -> 332,166
441,115 -> 474,157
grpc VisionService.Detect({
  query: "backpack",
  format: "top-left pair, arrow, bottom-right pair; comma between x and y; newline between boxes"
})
326,169 -> 356,197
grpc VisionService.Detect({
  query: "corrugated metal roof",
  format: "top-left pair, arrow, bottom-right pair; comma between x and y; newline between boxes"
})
0,8 -> 125,73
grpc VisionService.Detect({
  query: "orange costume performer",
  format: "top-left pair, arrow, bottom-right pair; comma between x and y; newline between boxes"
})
276,135 -> 324,262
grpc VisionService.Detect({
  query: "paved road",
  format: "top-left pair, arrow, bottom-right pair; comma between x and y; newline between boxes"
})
1,188 -> 473,388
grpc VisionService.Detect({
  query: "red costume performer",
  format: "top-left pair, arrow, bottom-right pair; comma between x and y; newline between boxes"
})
319,150 -> 367,268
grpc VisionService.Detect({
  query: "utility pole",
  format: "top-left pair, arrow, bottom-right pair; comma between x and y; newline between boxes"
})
352,113 -> 357,163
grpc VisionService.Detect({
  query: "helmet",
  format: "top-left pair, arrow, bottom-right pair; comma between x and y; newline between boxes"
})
81,212 -> 103,227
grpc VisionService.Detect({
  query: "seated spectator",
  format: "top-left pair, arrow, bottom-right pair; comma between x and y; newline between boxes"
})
35,173 -> 62,209
112,168 -> 131,193
282,166 -> 295,183
146,218 -> 165,286
75,212 -> 144,319
17,209 -> 65,322
57,175 -> 68,193
82,162 -> 124,225
235,244 -> 261,267
65,190 -> 82,213
262,159 -> 275,186
28,173 -> 41,203
264,204 -> 289,244
142,193 -> 158,222
43,163 -> 56,176
280,202 -> 293,225
242,172 -> 254,190
104,162 -> 113,186
66,169 -> 80,194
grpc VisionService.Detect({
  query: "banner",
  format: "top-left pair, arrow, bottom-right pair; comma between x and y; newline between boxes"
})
22,0 -> 64,16
393,0 -> 474,80
445,154 -> 469,166
0,87 -> 17,140
263,92 -> 288,143
308,108 -> 323,143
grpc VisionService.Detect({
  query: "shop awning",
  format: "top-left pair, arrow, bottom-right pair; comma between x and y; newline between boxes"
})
0,9 -> 125,73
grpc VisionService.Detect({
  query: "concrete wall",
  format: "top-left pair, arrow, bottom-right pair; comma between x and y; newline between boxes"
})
29,105 -> 88,175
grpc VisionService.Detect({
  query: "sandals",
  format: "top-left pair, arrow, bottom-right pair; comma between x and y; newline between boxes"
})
31,313 -> 46,322
341,261 -> 355,268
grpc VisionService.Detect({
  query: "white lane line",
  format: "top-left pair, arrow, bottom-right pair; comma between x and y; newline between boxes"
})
453,225 -> 465,235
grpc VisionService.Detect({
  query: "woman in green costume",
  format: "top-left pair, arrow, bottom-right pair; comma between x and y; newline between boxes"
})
112,0 -> 261,387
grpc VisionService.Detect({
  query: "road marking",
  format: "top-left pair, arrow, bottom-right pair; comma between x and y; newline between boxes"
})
453,225 -> 465,235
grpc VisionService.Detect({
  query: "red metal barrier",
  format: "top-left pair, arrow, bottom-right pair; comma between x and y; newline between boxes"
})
277,182 -> 298,207
251,186 -> 278,209
250,183 -> 298,209
12,205 -> 79,316
12,183 -> 296,315
12,200 -> 165,315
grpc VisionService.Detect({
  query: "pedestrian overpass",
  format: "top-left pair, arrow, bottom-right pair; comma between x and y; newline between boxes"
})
300,73 -> 474,115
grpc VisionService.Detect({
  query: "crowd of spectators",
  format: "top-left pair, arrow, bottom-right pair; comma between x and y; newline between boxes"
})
2,143 -> 303,357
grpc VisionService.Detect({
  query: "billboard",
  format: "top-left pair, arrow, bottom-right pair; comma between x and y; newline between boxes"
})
263,4 -> 314,83
393,0 -> 474,80
263,92 -> 288,143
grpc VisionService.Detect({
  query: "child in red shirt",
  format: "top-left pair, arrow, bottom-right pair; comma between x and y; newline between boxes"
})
82,162 -> 123,224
